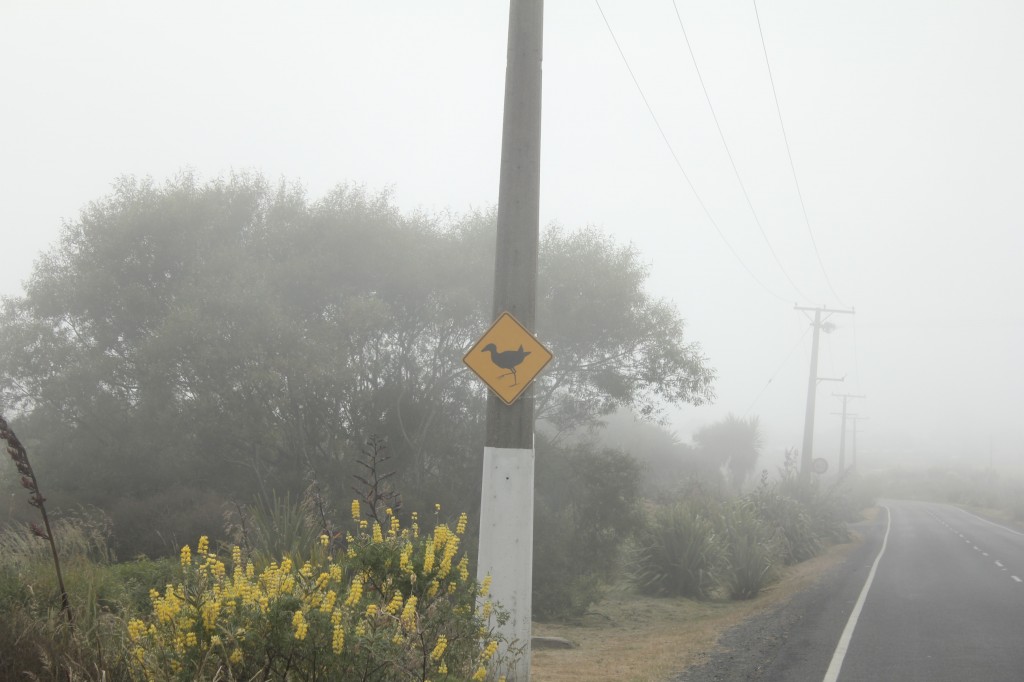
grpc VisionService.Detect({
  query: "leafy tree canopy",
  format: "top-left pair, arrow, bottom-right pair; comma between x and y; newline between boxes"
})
0,172 -> 714,555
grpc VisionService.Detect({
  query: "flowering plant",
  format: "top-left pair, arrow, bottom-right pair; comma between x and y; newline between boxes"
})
126,503 -> 508,681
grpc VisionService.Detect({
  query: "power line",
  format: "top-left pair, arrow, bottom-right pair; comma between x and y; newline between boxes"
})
594,0 -> 791,304
751,0 -> 846,307
670,0 -> 812,303
744,323 -> 811,416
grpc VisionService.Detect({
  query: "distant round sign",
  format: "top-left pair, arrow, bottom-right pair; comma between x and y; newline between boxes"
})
812,458 -> 829,474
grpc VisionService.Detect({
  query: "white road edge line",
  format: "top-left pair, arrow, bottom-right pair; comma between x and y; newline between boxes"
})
823,504 -> 892,682
957,508 -> 1024,536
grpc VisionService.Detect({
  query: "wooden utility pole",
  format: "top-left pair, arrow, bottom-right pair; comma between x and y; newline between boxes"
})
832,393 -> 865,475
796,305 -> 854,483
476,1 -> 543,679
849,415 -> 868,470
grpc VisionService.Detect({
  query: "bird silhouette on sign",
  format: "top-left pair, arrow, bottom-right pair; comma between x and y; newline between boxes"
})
481,343 -> 531,386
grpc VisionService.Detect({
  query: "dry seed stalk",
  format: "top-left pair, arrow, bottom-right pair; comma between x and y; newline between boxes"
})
1,414 -> 73,626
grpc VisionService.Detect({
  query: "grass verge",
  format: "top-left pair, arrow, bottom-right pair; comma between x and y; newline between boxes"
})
531,534 -> 862,682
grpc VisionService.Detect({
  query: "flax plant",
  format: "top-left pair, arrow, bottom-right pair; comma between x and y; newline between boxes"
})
1,413 -> 73,626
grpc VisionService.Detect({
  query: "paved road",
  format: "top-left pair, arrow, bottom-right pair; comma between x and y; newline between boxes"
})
833,500 -> 1024,681
678,500 -> 1024,682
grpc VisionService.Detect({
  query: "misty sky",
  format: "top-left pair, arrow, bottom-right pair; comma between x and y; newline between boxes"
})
2,1 -> 1022,471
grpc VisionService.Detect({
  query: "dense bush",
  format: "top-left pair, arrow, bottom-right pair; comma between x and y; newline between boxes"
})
127,503 -> 511,681
719,502 -> 779,600
533,444 -> 642,620
631,499 -> 723,599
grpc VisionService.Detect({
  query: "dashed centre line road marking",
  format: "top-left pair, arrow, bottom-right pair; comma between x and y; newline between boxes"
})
1013,576 -> 1022,583
996,560 -> 1005,568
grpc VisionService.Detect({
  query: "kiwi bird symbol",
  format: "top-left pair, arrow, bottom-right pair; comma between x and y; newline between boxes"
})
481,343 -> 531,386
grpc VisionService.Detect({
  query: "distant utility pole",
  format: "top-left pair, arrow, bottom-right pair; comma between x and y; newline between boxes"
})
833,393 -> 865,475
476,1 -> 543,680
849,415 -> 868,470
796,305 -> 854,483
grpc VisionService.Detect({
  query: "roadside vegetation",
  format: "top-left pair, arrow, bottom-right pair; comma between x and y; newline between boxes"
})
0,174 -> 866,679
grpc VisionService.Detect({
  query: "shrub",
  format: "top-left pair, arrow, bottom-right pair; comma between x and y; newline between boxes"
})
533,445 -> 642,620
719,502 -> 779,600
631,500 -> 722,599
126,503 -> 513,681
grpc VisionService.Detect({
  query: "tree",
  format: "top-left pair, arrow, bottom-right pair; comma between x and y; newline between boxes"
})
0,173 -> 715,556
693,414 -> 763,493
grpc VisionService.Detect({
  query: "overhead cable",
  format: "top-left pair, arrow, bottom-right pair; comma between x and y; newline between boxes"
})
594,0 -> 791,304
671,0 -> 813,303
751,0 -> 847,307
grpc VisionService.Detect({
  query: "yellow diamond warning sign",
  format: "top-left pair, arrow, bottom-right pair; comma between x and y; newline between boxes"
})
464,312 -> 553,405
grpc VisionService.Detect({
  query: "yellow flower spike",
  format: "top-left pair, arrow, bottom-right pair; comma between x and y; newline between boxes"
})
430,634 -> 448,661
292,610 -> 308,640
386,507 -> 393,517
229,648 -> 243,665
439,661 -> 449,674
390,515 -> 400,536
344,575 -> 364,607
180,544 -> 191,568
185,632 -> 198,648
197,536 -> 209,556
386,590 -> 404,614
480,575 -> 492,597
351,499 -> 361,521
365,603 -> 378,617
332,623 -> 345,654
472,666 -> 487,681
359,519 -> 368,530
423,541 -> 435,573
231,545 -> 241,565
482,640 -> 499,661
321,589 -> 337,613
400,595 -> 418,629
457,512 -> 468,535
435,503 -> 441,513
458,556 -> 470,582
320,533 -> 330,547
300,561 -> 313,578
482,601 -> 493,619
372,522 -> 384,544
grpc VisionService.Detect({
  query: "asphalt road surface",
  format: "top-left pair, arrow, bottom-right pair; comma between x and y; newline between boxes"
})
678,500 -> 1024,682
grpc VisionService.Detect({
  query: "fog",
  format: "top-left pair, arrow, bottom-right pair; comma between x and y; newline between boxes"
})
2,0 -> 1022,471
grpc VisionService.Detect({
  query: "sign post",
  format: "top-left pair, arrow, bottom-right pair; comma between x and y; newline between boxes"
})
472,1 -> 543,678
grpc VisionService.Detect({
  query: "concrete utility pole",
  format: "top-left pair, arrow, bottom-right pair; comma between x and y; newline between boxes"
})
476,1 -> 543,679
832,393 -> 865,475
796,305 -> 854,483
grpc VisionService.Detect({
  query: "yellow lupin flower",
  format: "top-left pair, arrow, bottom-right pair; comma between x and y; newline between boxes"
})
456,512 -> 468,535
180,544 -> 191,568
472,666 -> 488,681
400,595 -> 418,629
372,522 -> 384,544
423,541 -> 435,573
229,648 -> 243,665
482,639 -> 499,661
292,610 -> 308,640
480,575 -> 493,597
231,545 -> 242,566
332,623 -> 345,654
351,499 -> 361,521
386,590 -> 404,614
345,575 -> 364,607
197,536 -> 209,556
430,634 -> 448,661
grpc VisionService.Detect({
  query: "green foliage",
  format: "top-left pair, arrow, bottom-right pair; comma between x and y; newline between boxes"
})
127,508 -> 511,682
0,173 -> 715,558
718,502 -> 779,600
693,414 -> 763,493
533,443 -> 642,620
631,499 -> 723,599
0,511 -> 137,681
